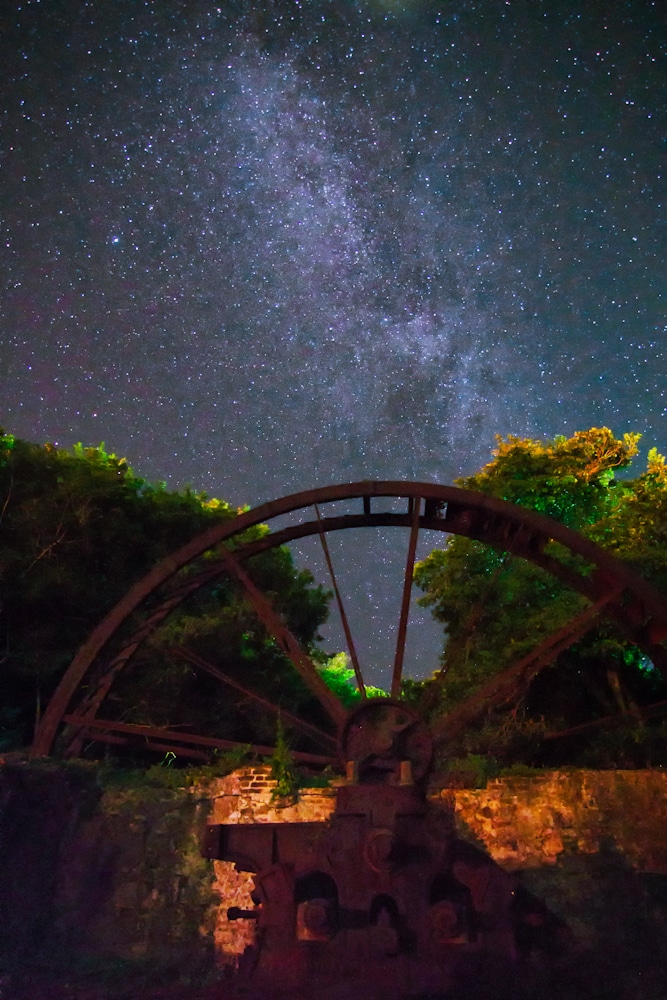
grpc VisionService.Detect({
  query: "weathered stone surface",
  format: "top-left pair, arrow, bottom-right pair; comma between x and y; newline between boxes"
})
212,861 -> 256,964
0,759 -> 217,978
209,766 -> 336,826
2,759 -> 666,984
438,770 -> 667,872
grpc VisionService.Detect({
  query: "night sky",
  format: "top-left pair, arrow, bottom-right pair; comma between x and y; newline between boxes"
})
2,0 -> 665,683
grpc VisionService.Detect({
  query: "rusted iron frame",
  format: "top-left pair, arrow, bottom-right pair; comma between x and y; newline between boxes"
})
416,520 -> 613,718
314,503 -> 366,699
66,592 -> 190,727
62,715 -> 337,766
33,481 -> 667,757
210,514 -> 641,622
391,496 -> 422,698
64,557 -> 282,751
64,544 -> 349,757
174,645 -> 338,750
65,512 -> 652,760
443,508 -> 667,668
214,545 -> 347,727
64,519 -> 417,751
57,542 -> 667,759
514,552 -> 667,674
86,732 -> 211,761
64,594 -> 205,758
430,590 -> 621,749
542,697 -> 667,742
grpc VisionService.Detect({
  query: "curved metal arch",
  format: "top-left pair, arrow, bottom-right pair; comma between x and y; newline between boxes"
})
32,481 -> 667,757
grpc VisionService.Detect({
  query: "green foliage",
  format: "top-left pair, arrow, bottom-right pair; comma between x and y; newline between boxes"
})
439,753 -> 500,788
416,427 -> 667,767
204,743 -> 254,776
317,651 -> 388,707
0,429 -> 332,754
298,765 -> 337,788
497,762 -> 543,778
269,715 -> 299,803
92,745 -> 255,800
456,427 -> 640,528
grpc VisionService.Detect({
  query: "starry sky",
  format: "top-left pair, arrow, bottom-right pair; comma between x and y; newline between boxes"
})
2,0 -> 665,684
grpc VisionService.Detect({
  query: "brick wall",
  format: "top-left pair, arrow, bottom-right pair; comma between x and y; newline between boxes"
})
206,767 -> 667,965
3,761 -> 665,975
208,766 -> 337,964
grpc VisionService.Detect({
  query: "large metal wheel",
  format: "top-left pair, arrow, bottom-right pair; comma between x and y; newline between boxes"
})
32,481 -> 667,766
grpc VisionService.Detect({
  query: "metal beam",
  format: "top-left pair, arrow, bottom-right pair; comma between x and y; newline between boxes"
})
215,546 -> 347,727
62,716 -> 337,766
391,496 -> 421,698
315,503 -> 366,700
430,590 -> 621,749
33,481 -> 667,757
175,646 -> 338,750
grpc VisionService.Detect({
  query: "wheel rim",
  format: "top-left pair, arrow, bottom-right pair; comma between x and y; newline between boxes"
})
32,480 -> 667,763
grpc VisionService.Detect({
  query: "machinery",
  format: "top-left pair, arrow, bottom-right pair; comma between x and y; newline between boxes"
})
203,699 -> 517,1000
30,481 -> 667,996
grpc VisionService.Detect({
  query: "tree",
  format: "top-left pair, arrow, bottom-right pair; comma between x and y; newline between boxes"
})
316,651 -> 387,708
414,429 -> 667,767
0,430 -> 333,754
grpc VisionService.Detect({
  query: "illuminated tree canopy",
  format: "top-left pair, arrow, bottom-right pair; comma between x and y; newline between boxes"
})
415,428 -> 667,767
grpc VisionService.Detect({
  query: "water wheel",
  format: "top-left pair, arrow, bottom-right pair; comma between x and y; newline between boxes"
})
32,481 -> 667,767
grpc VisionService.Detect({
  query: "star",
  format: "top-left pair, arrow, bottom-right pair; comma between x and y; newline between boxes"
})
1,0 -> 665,682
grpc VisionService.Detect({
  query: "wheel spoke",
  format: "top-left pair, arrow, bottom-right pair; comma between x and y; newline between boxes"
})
430,590 -> 621,750
391,495 -> 421,699
175,646 -> 338,751
542,696 -> 667,743
62,716 -> 337,766
315,504 -> 366,699
33,480 -> 667,763
217,546 -> 347,726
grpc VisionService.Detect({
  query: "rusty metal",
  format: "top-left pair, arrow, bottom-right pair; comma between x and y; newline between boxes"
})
62,716 -> 337,766
204,699 -> 517,998
213,545 -> 347,727
33,480 -> 667,758
430,589 -> 623,750
391,495 -> 421,699
314,502 -> 366,699
542,696 -> 667,742
340,699 -> 433,784
174,646 -> 338,752
63,541 -> 347,758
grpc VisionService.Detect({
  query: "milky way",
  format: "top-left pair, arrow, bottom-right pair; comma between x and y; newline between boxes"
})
2,1 -> 665,682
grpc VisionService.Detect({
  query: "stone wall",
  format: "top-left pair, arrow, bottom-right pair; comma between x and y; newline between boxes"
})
2,760 -> 666,982
206,766 -> 667,967
0,759 -> 218,980
209,765 -> 337,826
436,769 -> 667,873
